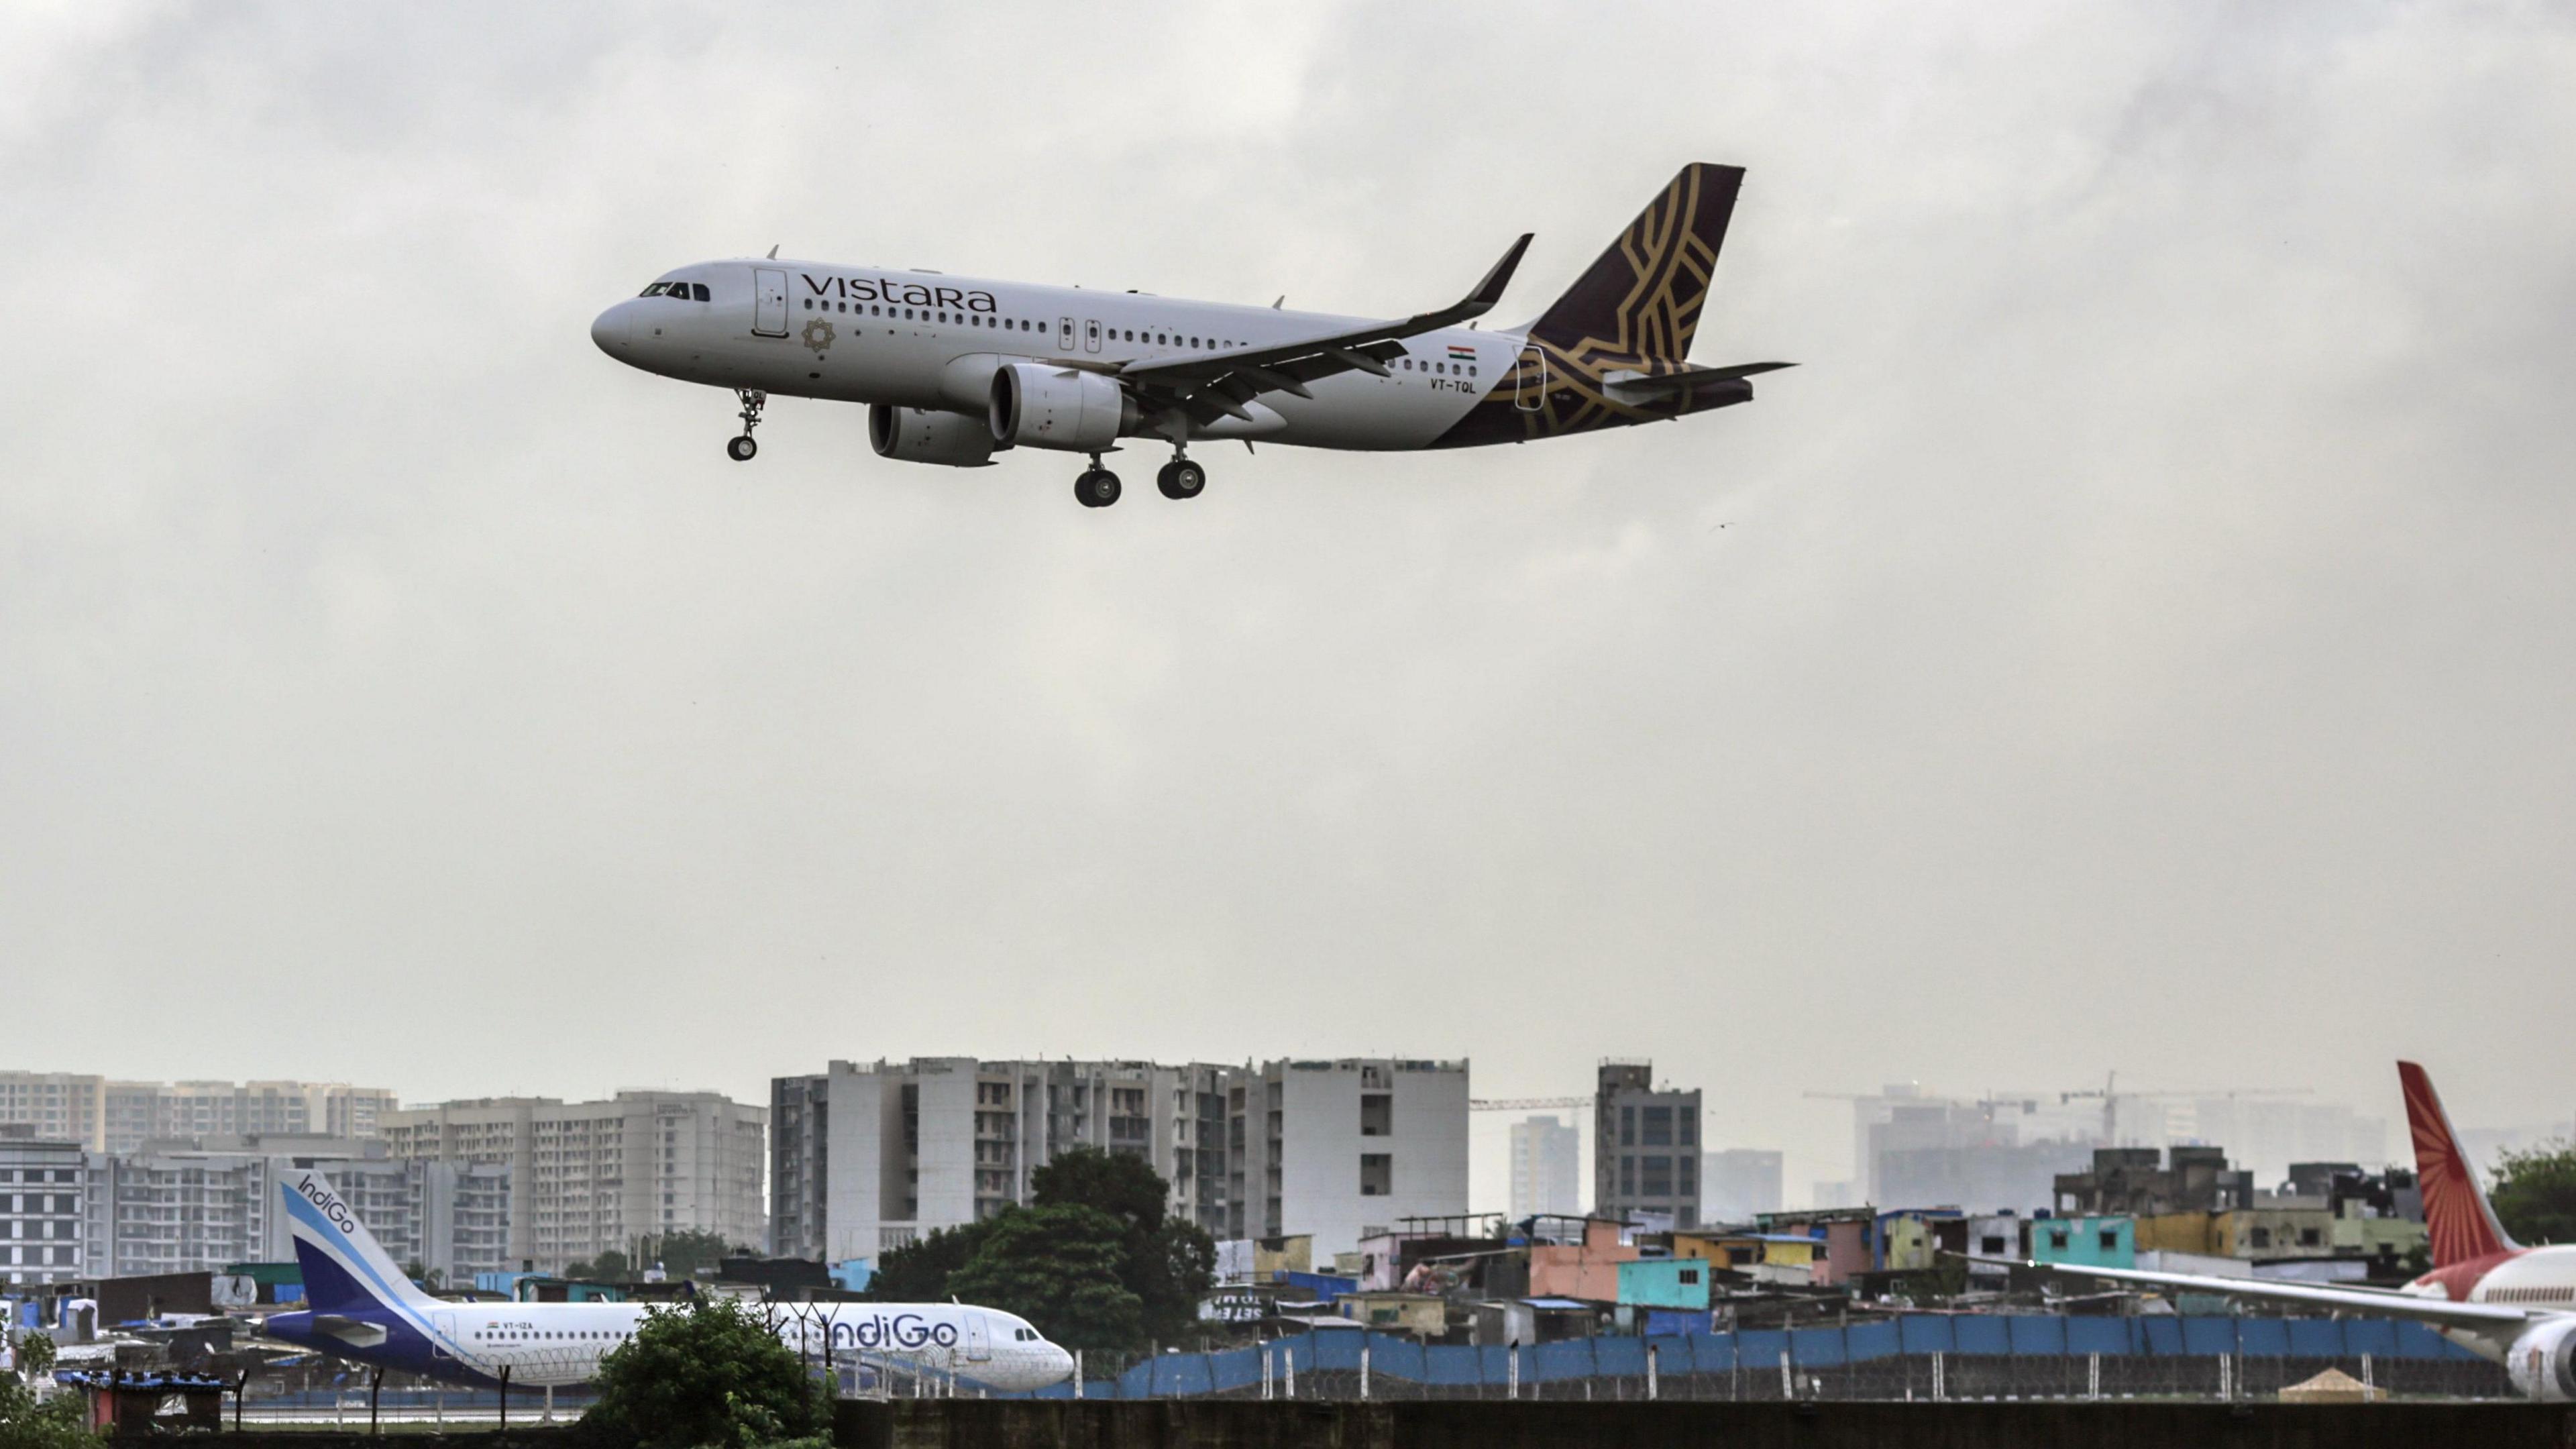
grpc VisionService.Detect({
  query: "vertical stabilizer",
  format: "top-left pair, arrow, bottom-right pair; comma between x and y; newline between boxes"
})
1528,163 -> 1745,365
2398,1061 -> 2518,1267
280,1171 -> 439,1316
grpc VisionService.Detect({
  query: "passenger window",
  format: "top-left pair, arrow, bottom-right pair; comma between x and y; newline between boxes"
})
804,299 -> 813,310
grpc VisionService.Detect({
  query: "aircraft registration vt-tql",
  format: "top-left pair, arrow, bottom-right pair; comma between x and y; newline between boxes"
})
591,163 -> 1790,506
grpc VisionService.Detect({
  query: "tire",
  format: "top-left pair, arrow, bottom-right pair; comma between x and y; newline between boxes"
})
727,435 -> 757,462
1077,470 -> 1122,508
1157,460 -> 1206,500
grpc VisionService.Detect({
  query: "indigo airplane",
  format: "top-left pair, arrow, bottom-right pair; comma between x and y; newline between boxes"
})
590,163 -> 1790,506
260,1173 -> 1072,1392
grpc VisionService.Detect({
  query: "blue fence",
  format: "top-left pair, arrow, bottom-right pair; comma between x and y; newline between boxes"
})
1025,1315 -> 2484,1399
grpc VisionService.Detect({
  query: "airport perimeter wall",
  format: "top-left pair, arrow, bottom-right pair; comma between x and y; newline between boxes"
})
832,1398 -> 2576,1449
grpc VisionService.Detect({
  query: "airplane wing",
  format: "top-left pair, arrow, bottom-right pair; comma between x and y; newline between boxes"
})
1975,1257 -> 2534,1332
1115,234 -> 1534,426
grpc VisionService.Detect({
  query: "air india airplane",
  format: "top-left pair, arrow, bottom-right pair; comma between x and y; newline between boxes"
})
2009,1063 -> 2576,1401
590,163 -> 1789,506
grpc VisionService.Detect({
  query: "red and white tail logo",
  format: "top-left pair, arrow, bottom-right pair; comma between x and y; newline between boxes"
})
2400,1061 -> 2517,1268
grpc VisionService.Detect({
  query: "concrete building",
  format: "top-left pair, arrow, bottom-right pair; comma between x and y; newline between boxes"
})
380,1091 -> 765,1275
1508,1115 -> 1582,1220
1,1125 -> 90,1287
1594,1061 -> 1700,1230
67,1136 -> 508,1283
774,1055 -> 1467,1265
1703,1148 -> 1783,1223
1,1075 -> 400,1154
2055,1146 -> 2255,1218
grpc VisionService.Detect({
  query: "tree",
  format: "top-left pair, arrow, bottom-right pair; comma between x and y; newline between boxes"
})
1029,1148 -> 1212,1342
579,1295 -> 827,1449
1,1334 -> 91,1449
2491,1142 -> 2576,1245
944,1205 -> 1144,1353
649,1230 -> 749,1283
867,1220 -> 991,1304
592,1248 -> 633,1283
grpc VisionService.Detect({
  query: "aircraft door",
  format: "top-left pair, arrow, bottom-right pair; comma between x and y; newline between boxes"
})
753,268 -> 790,337
1515,347 -> 1546,411
963,1312 -> 990,1362
431,1312 -> 457,1362
1083,319 -> 1102,354
1058,317 -> 1076,352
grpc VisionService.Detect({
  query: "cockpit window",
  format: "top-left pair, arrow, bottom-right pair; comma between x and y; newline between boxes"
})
690,283 -> 710,301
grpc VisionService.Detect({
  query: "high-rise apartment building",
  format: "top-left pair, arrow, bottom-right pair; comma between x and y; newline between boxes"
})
1,1125 -> 89,1287
1508,1115 -> 1582,1219
0,1074 -> 398,1153
1595,1060 -> 1701,1230
773,1056 -> 1468,1264
379,1091 -> 765,1274
1702,1148 -> 1784,1222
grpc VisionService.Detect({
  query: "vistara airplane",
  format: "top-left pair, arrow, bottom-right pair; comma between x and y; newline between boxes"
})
590,163 -> 1790,507
260,1173 -> 1073,1393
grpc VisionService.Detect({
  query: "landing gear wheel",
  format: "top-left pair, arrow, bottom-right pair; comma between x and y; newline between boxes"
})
1157,459 -> 1207,500
729,388 -> 767,460
1076,469 -> 1123,508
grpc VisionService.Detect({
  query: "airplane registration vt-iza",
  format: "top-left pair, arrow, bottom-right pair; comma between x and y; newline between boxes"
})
260,1173 -> 1071,1393
2006,1063 -> 2576,1401
590,163 -> 1791,508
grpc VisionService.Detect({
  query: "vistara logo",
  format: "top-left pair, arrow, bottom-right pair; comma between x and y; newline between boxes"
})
802,318 -> 835,355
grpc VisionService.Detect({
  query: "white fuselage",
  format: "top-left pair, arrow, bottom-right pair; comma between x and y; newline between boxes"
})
590,258 -> 1509,451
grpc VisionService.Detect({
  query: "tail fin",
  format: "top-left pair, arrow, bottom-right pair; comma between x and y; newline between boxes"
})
1527,163 -> 1745,365
280,1170 -> 438,1315
2399,1061 -> 2518,1267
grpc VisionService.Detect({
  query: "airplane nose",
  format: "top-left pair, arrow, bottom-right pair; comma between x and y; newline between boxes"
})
590,303 -> 630,354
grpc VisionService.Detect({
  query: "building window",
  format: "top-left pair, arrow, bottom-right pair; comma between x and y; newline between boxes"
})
1981,1236 -> 2007,1255
1619,1157 -> 1635,1196
1621,1107 -> 1635,1147
2100,1230 -> 2121,1251
1360,1155 -> 1391,1197
1360,1093 -> 1391,1137
1642,1156 -> 1672,1197
1679,1114 -> 1696,1147
1678,1268 -> 1699,1285
1642,1106 -> 1672,1146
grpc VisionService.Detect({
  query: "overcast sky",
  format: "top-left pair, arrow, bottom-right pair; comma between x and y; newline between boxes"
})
5,2 -> 2573,1208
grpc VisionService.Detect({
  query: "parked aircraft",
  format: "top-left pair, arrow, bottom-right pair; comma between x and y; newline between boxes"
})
2001,1063 -> 2576,1400
590,163 -> 1789,506
258,1173 -> 1071,1392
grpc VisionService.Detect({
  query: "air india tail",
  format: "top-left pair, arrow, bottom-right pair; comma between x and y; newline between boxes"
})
2400,1061 -> 2519,1268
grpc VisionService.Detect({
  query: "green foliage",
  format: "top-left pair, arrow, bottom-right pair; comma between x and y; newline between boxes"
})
591,1248 -> 633,1283
2491,1142 -> 2576,1245
649,1230 -> 747,1283
1032,1147 -> 1169,1230
945,1205 -> 1144,1352
579,1295 -> 826,1449
867,1220 -> 992,1304
0,1345 -> 95,1449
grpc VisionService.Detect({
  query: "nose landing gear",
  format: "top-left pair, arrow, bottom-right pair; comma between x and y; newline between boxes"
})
727,389 -> 767,461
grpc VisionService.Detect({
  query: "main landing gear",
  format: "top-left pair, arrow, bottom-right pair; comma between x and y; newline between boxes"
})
1075,456 -> 1122,508
1157,455 -> 1207,500
727,388 -> 766,461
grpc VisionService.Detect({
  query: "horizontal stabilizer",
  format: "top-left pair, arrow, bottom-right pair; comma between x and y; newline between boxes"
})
1601,362 -> 1794,397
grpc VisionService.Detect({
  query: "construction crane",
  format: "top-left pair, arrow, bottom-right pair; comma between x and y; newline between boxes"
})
2056,1071 -> 2311,1147
1469,1097 -> 1591,1112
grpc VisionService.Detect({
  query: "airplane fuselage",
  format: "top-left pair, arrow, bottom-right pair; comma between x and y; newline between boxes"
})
592,258 -> 1516,451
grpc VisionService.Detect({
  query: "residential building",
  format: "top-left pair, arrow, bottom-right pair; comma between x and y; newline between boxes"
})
1702,1148 -> 1782,1224
0,1075 -> 105,1152
2029,1214 -> 2137,1271
1594,1061 -> 1700,1230
2055,1146 -> 2255,1218
2,1075 -> 399,1154
1617,1256 -> 1713,1311
1508,1115 -> 1582,1220
773,1055 -> 1467,1265
1,1125 -> 90,1287
380,1091 -> 765,1274
72,1135 -> 506,1283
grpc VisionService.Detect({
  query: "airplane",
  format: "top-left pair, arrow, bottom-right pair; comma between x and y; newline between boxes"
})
1992,1062 -> 2576,1401
259,1171 -> 1073,1394
590,162 -> 1791,507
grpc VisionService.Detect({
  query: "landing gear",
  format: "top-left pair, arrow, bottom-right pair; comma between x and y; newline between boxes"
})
1075,467 -> 1122,508
1156,457 -> 1207,500
727,388 -> 766,462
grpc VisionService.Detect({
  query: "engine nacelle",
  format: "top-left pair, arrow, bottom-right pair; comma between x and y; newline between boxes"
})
869,404 -> 998,468
2507,1318 -> 2576,1401
989,363 -> 1133,451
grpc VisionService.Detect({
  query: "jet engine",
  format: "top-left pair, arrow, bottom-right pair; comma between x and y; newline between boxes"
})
869,404 -> 998,468
989,364 -> 1134,451
2508,1318 -> 2576,1401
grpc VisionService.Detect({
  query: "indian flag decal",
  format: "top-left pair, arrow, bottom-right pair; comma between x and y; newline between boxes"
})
1448,345 -> 1476,360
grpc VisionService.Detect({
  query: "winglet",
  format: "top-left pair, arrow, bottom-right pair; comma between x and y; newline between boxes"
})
1460,233 -> 1534,319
